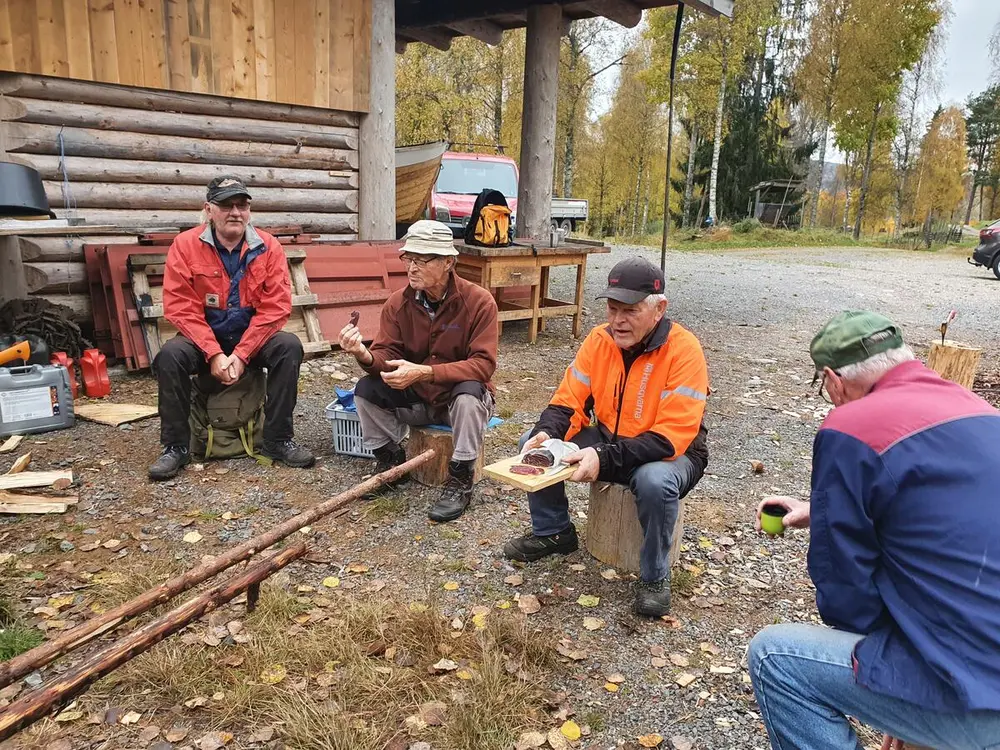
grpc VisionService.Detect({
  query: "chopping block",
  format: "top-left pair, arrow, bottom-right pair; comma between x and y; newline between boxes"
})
405,427 -> 484,486
586,483 -> 685,574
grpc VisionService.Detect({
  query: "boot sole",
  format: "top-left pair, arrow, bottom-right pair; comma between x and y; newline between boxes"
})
502,541 -> 579,563
427,500 -> 471,523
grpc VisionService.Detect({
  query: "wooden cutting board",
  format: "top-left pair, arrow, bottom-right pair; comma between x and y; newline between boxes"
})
483,455 -> 576,492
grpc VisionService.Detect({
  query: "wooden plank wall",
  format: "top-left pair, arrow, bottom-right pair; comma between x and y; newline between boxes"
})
0,0 -> 371,113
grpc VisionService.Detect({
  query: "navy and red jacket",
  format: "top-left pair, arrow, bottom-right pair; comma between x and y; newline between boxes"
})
808,360 -> 1000,712
162,224 -> 291,364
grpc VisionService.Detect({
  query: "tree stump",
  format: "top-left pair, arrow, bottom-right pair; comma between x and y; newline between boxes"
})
927,340 -> 982,390
405,427 -> 483,486
586,482 -> 685,574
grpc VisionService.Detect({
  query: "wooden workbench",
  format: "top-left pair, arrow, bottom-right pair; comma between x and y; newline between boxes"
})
454,239 -> 609,343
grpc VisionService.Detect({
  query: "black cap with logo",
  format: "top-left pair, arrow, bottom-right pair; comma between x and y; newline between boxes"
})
596,256 -> 665,305
206,176 -> 252,204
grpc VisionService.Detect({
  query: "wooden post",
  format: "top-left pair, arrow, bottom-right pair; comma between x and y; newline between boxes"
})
406,427 -> 483,486
515,5 -> 562,240
927,341 -> 983,390
359,0 -> 396,240
586,483 -> 685,574
0,236 -> 28,303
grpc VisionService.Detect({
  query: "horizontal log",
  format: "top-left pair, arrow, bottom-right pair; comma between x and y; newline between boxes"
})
3,123 -> 359,171
0,543 -> 308,742
0,98 -> 359,150
17,154 -> 358,189
28,293 -> 92,321
0,73 -> 360,126
44,182 -> 359,213
55,209 -> 359,235
17,235 -> 137,263
22,262 -> 87,294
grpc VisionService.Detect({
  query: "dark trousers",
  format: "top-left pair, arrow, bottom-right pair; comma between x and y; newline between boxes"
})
153,332 -> 303,447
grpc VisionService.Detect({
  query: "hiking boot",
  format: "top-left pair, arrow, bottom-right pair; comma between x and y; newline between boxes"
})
503,524 -> 579,562
148,444 -> 191,481
427,460 -> 475,522
262,439 -> 316,468
364,443 -> 409,499
633,577 -> 672,618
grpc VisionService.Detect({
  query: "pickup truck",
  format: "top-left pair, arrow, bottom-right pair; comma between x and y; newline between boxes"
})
429,152 -> 589,237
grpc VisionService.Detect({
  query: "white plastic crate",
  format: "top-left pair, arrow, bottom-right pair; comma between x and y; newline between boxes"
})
325,402 -> 374,458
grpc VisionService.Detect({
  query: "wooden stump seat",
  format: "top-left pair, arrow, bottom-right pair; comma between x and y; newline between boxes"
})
405,427 -> 484,486
586,482 -> 685,574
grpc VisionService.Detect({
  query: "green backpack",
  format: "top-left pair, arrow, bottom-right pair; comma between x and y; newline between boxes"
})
188,369 -> 270,464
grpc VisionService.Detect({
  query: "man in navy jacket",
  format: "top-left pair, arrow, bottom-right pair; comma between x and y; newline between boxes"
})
749,311 -> 1000,750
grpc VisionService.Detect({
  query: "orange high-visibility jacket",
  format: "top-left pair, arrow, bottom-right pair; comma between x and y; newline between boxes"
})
548,319 -> 708,458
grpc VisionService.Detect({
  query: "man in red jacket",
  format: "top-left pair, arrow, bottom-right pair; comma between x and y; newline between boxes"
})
148,176 -> 315,480
339,220 -> 498,522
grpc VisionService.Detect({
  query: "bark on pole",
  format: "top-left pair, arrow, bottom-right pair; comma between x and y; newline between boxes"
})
0,451 -> 434,690
708,52 -> 727,225
516,4 -> 563,240
0,544 -> 308,742
359,0 -> 396,240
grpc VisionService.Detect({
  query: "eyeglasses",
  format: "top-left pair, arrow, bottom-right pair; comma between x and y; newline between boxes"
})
400,254 -> 439,267
818,371 -> 839,404
213,201 -> 251,212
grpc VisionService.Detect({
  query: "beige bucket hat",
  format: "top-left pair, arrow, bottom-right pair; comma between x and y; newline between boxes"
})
400,219 -> 459,256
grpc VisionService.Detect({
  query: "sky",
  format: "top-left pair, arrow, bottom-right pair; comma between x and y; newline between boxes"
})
939,0 -> 997,107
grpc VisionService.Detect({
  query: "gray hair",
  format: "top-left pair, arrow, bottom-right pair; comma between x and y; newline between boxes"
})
643,293 -> 668,308
837,345 -> 915,387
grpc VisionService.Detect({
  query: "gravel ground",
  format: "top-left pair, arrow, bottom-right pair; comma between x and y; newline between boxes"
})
1,244 -> 996,750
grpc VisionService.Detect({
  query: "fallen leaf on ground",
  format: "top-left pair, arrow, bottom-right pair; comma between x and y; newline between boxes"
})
670,653 -> 690,667
496,599 -> 512,609
248,726 -> 275,743
346,563 -> 369,573
569,563 -> 586,571
576,594 -> 600,608
699,642 -> 721,655
183,696 -> 208,709
638,733 -> 664,747
674,672 -> 698,687
560,720 -> 581,740
102,539 -> 122,549
182,532 -> 202,544
139,725 -> 161,742
456,668 -> 474,680
749,459 -> 766,474
600,568 -> 619,580
660,615 -> 682,628
606,673 -> 626,684
165,726 -> 190,743
546,728 -> 572,750
429,658 -> 459,673
443,581 -> 459,591
710,665 -> 736,674
670,736 -> 694,750
514,730 -> 546,749
54,709 -> 84,722
322,576 -> 340,588
120,710 -> 141,725
259,664 -> 287,684
556,639 -> 587,661
651,657 -> 668,668
582,616 -> 605,631
517,594 -> 541,615
504,573 -> 524,586
604,682 -> 619,692
197,731 -> 233,750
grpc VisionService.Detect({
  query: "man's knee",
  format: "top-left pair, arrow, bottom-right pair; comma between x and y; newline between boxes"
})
630,461 -> 684,503
268,331 -> 303,359
154,336 -> 199,376
451,392 -> 486,417
355,374 -> 386,403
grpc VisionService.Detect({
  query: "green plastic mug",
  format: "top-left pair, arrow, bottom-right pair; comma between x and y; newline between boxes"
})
760,504 -> 788,536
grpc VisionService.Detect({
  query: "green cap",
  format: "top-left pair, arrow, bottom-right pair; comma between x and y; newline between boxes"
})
809,311 -> 904,378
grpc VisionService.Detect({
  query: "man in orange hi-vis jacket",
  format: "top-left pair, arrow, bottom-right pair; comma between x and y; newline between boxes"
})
504,256 -> 709,617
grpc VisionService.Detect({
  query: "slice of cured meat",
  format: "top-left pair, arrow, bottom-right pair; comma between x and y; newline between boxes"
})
349,310 -> 361,327
510,464 -> 545,475
522,449 -> 555,467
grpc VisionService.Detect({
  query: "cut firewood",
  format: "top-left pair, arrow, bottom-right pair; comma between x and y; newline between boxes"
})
6,453 -> 31,474
0,491 -> 77,505
0,543 -> 308,742
0,435 -> 24,454
0,449 -> 435,690
74,403 -> 159,426
0,471 -> 73,492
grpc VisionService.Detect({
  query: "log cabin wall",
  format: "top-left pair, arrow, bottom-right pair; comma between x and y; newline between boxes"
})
0,0 -> 371,112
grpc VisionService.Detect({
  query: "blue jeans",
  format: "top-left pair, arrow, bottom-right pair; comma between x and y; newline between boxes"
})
519,428 -> 701,582
749,624 -> 1000,750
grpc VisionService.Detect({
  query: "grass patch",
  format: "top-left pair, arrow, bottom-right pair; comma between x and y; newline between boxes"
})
89,555 -> 184,610
91,583 -> 558,749
671,568 -> 697,598
496,406 -> 516,420
362,491 -> 408,520
0,625 -> 43,661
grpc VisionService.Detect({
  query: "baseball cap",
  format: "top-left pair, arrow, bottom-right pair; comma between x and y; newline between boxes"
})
810,311 -> 904,379
596,257 -> 665,305
400,219 -> 459,256
207,176 -> 252,203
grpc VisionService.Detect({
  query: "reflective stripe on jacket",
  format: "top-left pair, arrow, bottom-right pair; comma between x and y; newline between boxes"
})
162,224 -> 292,363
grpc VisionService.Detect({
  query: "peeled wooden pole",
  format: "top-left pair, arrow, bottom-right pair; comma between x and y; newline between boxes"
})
0,450 -> 433,690
0,543 -> 307,742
